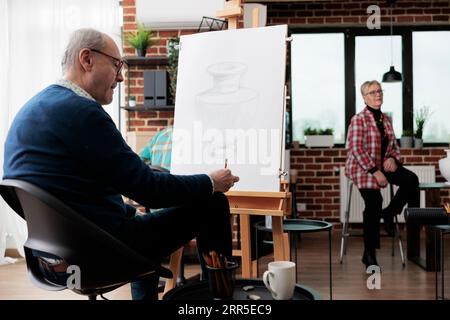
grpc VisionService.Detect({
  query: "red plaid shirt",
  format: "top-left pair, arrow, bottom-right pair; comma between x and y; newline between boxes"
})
345,106 -> 401,189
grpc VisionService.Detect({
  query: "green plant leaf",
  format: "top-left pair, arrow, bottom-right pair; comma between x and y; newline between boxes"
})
414,106 -> 431,139
126,24 -> 153,50
402,129 -> 413,137
304,127 -> 333,135
304,127 -> 317,135
167,37 -> 180,104
319,128 -> 334,135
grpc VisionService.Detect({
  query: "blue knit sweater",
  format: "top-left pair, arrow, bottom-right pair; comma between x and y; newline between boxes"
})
3,85 -> 212,236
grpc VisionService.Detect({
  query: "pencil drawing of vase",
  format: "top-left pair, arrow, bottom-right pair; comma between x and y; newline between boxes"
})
196,62 -> 258,162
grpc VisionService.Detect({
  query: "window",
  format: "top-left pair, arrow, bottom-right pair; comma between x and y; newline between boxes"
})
290,25 -> 450,146
291,33 -> 345,143
413,31 -> 450,143
355,35 -> 403,137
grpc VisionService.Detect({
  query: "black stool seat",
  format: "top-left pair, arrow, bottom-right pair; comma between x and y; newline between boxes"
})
254,219 -> 332,233
339,181 -> 405,266
405,207 -> 448,225
283,219 -> 332,233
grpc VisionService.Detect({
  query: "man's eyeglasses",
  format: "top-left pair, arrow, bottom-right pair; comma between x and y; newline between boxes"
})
365,89 -> 384,97
90,49 -> 124,75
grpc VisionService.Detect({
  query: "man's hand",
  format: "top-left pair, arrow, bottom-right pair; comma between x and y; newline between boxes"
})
383,158 -> 397,173
373,170 -> 388,188
209,169 -> 240,193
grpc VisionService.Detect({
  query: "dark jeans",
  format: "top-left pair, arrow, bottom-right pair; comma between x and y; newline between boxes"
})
119,192 -> 232,300
358,166 -> 419,252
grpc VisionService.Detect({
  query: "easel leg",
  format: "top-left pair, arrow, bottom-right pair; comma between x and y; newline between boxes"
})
283,232 -> 290,260
272,216 -> 286,261
239,214 -> 252,278
251,260 -> 258,278
163,246 -> 183,294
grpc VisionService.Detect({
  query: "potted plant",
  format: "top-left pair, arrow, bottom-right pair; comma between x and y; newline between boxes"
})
400,129 -> 413,148
167,37 -> 180,105
126,24 -> 154,57
128,95 -> 136,107
304,127 -> 334,148
414,106 -> 431,149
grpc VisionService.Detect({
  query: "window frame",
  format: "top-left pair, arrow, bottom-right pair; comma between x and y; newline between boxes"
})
288,25 -> 450,147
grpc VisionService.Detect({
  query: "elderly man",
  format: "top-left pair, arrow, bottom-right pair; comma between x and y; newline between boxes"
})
3,28 -> 239,300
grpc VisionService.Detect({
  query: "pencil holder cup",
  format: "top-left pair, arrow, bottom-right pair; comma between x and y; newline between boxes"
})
205,260 -> 239,300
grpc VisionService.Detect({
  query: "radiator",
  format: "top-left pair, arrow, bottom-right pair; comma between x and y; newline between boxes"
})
339,165 -> 436,223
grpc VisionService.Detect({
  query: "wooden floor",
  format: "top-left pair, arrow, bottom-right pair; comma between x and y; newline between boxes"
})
0,230 -> 442,300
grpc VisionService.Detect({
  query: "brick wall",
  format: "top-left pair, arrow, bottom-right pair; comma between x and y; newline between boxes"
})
291,147 -> 450,223
122,0 -> 450,133
266,0 -> 450,26
261,0 -> 450,225
122,0 -> 450,134
121,0 -> 450,235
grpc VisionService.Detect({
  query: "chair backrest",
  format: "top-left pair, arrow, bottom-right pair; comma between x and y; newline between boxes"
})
0,179 -> 171,295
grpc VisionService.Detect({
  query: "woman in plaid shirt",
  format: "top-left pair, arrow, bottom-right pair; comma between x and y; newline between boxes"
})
345,80 -> 419,269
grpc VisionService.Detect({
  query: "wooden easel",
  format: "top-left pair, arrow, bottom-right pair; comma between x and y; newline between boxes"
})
163,3 -> 290,295
216,0 -> 243,29
163,3 -> 244,294
217,1 -> 292,278
226,186 -> 291,278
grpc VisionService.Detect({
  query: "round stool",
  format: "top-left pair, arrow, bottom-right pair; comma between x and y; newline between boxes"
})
254,218 -> 333,300
339,180 -> 405,266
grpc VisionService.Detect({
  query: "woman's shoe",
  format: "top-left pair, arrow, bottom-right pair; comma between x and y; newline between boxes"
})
362,250 -> 379,268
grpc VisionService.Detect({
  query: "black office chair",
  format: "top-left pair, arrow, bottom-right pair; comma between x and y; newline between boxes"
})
0,179 -> 172,300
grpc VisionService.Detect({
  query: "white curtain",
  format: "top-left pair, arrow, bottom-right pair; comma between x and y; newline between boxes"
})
0,0 -> 122,263
0,0 -> 24,265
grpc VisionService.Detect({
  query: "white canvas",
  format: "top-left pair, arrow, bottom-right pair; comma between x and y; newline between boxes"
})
171,25 -> 287,192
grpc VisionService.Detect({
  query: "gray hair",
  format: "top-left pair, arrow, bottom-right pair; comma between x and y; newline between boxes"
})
360,80 -> 382,96
61,28 -> 106,74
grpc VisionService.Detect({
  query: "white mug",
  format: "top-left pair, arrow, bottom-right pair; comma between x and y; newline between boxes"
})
263,261 -> 296,300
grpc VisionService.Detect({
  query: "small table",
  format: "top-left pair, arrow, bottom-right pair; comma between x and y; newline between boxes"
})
406,207 -> 448,271
406,183 -> 450,271
419,182 -> 450,207
162,278 -> 321,300
254,219 -> 333,300
432,224 -> 450,300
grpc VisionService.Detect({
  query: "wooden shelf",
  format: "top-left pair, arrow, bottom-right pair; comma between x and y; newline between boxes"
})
121,105 -> 174,112
123,56 -> 168,67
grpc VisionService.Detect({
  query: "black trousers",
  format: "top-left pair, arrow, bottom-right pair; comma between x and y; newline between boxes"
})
358,166 -> 419,252
119,192 -> 232,300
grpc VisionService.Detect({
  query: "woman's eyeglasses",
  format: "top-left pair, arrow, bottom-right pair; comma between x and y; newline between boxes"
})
365,89 -> 384,97
90,49 -> 124,75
